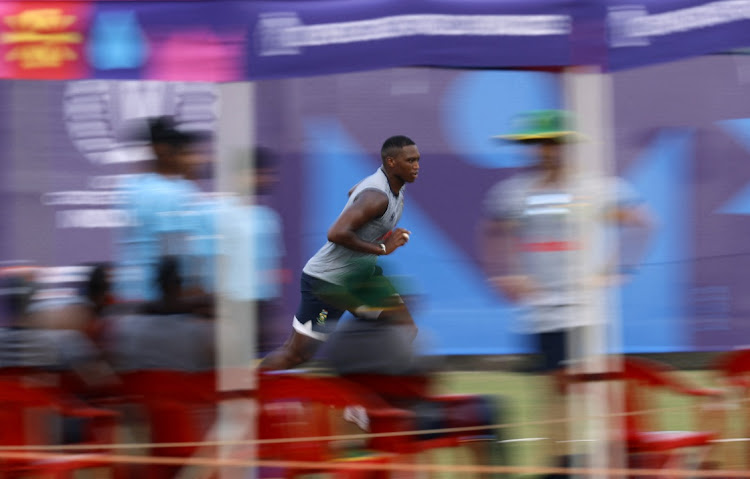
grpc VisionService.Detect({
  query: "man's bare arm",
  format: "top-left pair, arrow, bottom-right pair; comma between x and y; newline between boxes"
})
479,217 -> 537,301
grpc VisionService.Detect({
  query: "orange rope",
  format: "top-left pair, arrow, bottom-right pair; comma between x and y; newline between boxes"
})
0,450 -> 747,477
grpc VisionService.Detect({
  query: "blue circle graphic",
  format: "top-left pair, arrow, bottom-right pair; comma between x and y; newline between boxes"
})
442,70 -> 562,169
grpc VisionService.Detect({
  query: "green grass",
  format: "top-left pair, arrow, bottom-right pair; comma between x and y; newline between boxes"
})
433,371 -> 553,468
426,369 -> 745,472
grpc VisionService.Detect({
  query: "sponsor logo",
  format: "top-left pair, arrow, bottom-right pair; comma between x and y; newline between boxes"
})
1,6 -> 85,73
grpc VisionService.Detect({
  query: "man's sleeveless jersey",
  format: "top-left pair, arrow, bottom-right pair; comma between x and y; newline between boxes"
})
303,168 -> 404,284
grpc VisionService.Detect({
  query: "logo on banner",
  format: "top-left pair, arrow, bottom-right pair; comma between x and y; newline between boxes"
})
608,6 -> 650,47
610,1 -> 750,49
1,5 -> 88,76
254,11 -> 571,57
63,80 -> 218,164
88,11 -> 147,70
255,12 -> 302,56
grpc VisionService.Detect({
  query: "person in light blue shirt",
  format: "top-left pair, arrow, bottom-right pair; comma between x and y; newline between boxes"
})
114,117 -> 203,304
219,147 -> 285,353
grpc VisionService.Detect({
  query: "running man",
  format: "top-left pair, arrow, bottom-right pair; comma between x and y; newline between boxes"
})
260,135 -> 420,370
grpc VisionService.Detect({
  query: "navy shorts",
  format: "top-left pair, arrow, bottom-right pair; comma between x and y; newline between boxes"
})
293,273 -> 347,339
535,330 -> 569,372
293,270 -> 402,340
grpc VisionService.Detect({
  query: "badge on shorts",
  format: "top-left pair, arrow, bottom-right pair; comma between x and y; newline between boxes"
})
316,309 -> 328,325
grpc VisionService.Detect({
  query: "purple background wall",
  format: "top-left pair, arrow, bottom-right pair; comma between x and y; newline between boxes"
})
3,55 -> 750,353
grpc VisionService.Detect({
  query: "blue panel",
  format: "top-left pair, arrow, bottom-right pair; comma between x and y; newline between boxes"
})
621,130 -> 692,352
89,11 -> 148,71
717,119 -> 750,215
442,70 -> 562,169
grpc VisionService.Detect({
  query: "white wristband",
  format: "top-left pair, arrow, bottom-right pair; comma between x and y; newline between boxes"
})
379,243 -> 387,255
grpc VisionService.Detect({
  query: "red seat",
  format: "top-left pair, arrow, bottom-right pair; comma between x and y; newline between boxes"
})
0,367 -> 121,479
560,356 -> 722,475
342,374 -> 497,435
258,370 -> 415,478
713,348 -> 750,388
340,373 -> 502,478
118,369 -> 222,479
121,368 -> 394,479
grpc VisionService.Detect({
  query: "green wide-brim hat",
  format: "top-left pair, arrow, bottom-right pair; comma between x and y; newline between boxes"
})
494,109 -> 586,143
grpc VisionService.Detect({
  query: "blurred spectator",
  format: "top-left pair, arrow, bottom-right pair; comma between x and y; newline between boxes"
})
479,110 -> 653,462
83,263 -> 114,316
181,130 -> 214,183
0,272 -> 118,393
180,130 -> 220,297
113,116 -> 207,304
106,256 -> 214,372
28,263 -> 114,347
219,146 -> 285,354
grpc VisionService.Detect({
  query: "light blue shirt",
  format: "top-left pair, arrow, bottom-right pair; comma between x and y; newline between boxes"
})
219,198 -> 284,302
114,173 -> 200,302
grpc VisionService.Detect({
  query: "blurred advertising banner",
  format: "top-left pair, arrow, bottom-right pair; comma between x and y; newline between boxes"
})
0,2 -> 91,79
4,58 -> 750,354
253,60 -> 750,354
0,0 -> 588,81
612,54 -> 750,352
1,1 -> 750,80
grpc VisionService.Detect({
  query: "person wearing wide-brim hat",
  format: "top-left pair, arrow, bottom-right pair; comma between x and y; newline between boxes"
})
495,109 -> 587,183
478,108 -> 652,462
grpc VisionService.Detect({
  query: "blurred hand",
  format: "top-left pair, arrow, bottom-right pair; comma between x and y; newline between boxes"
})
588,271 -> 629,289
490,275 -> 537,302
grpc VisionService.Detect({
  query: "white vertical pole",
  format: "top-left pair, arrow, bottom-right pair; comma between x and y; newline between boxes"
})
564,68 -> 625,479
215,82 -> 256,479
